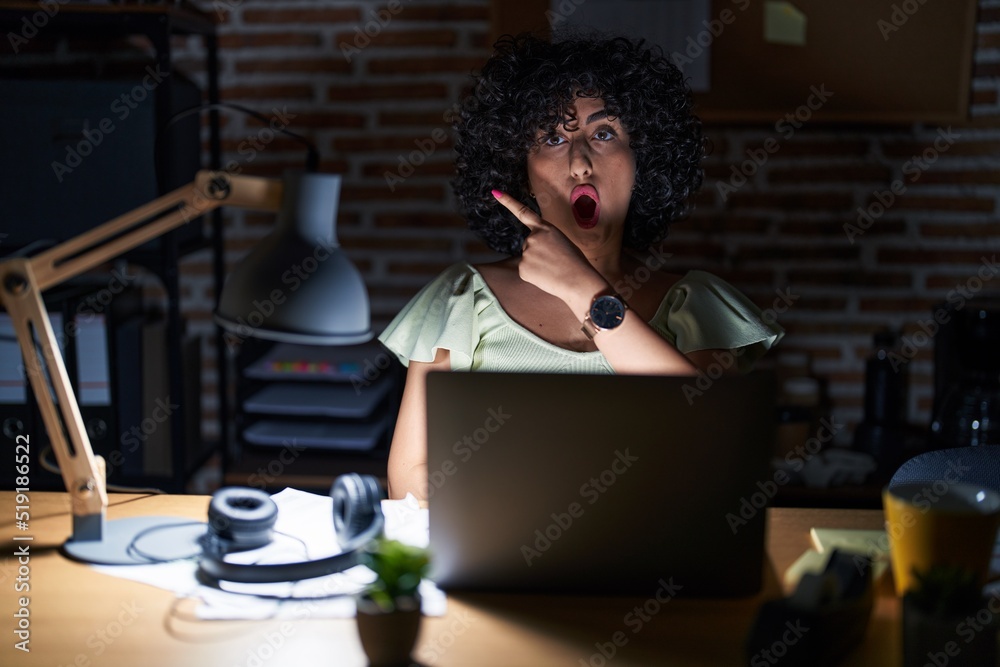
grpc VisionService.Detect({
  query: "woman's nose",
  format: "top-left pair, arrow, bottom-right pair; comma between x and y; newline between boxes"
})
569,141 -> 592,179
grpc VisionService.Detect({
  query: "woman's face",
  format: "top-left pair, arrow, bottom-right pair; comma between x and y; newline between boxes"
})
525,95 -> 636,251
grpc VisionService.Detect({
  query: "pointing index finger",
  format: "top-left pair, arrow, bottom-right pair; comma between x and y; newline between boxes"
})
492,189 -> 541,230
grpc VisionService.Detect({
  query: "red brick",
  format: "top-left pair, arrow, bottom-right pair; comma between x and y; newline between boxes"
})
777,140 -> 871,158
978,32 -> 1000,50
736,246 -> 860,262
787,270 -> 912,288
690,190 -> 717,208
229,161 -> 320,178
858,298 -> 941,312
242,8 -> 361,23
356,260 -> 376,274
726,192 -> 854,211
333,29 -> 457,49
463,239 -> 495,256
218,33 -> 321,49
972,89 -> 999,105
781,322 -> 880,335
317,159 -> 352,174
658,241 -> 727,260
702,165 -> 735,180
760,295 -> 848,312
223,84 -> 315,101
881,141 -> 1000,157
470,32 -> 493,50
327,83 -> 449,101
386,261 -> 458,276
920,223 -> 1000,238
825,372 -> 865,384
368,284 -> 438,302
781,219 -> 906,237
688,215 -> 771,234
234,58 -> 353,74
379,110 -> 451,126
374,212 -> 466,228
391,5 -> 491,21
363,161 -> 455,178
333,134 -> 453,152
777,345 -> 842,360
710,269 -> 776,286
915,170 -> 1000,185
368,56 -> 485,75
925,273 -> 995,289
341,184 -> 446,202
877,249 -> 996,264
768,165 -> 892,184
218,137 -> 307,153
286,112 -> 365,129
877,196 -> 995,213
349,236 -> 452,252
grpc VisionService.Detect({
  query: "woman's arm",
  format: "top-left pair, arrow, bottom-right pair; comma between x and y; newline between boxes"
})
386,348 -> 451,500
494,190 -> 702,376
561,287 -> 737,375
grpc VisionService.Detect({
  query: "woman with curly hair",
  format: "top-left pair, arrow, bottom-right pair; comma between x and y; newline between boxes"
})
378,33 -> 784,500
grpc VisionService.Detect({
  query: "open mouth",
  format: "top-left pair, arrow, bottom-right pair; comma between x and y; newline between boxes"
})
571,185 -> 600,229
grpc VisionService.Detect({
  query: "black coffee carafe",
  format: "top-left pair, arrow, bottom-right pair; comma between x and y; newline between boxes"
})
930,303 -> 1000,448
854,330 -> 907,472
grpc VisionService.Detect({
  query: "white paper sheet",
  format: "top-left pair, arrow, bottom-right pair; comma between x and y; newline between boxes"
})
93,489 -> 445,620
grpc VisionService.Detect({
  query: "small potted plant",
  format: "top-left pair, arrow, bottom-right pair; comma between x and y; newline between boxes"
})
355,538 -> 431,667
902,564 -> 997,667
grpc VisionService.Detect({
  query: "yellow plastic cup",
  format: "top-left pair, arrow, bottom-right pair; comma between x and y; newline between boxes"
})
883,481 -> 1000,596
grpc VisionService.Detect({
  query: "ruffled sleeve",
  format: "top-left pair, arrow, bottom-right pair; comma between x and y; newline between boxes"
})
649,270 -> 785,373
377,263 -> 479,371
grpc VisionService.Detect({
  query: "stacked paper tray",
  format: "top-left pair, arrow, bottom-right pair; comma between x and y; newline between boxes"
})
242,418 -> 390,451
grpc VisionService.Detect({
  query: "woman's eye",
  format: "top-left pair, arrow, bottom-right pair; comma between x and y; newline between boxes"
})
543,134 -> 566,146
594,129 -> 615,141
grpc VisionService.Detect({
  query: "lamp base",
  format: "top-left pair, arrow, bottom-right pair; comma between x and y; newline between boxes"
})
63,516 -> 206,565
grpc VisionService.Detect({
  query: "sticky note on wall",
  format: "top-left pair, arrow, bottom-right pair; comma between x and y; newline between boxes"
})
765,1 -> 807,46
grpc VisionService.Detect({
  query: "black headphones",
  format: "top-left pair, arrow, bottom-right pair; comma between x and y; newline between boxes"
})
197,473 -> 385,584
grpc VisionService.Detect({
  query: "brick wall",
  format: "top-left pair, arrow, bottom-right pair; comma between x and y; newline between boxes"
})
5,0 -> 999,448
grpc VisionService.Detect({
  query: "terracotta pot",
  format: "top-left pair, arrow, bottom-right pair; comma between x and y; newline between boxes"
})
356,595 -> 422,667
902,594 -> 998,667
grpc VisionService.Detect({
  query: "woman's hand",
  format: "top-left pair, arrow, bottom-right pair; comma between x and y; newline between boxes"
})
491,189 -> 606,313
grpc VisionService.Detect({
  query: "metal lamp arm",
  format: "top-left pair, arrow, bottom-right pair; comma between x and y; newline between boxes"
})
0,171 -> 282,536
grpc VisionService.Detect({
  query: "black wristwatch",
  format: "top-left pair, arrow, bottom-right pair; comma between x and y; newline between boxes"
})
581,293 -> 628,339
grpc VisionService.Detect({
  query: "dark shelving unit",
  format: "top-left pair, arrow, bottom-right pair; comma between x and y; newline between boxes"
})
0,3 -> 223,492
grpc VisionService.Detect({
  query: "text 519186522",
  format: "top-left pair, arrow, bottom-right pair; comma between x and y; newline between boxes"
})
12,434 -> 31,653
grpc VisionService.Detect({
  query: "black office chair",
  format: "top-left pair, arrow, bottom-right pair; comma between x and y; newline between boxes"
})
888,446 -> 1000,494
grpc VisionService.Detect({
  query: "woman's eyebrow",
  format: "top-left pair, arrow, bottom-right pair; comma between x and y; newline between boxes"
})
585,109 -> 608,124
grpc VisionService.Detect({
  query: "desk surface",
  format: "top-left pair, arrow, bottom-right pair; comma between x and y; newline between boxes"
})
0,492 -> 894,666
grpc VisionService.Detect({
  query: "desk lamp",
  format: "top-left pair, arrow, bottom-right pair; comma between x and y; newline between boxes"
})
0,169 -> 371,564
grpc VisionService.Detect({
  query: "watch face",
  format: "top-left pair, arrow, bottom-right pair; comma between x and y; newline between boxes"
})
590,295 -> 626,330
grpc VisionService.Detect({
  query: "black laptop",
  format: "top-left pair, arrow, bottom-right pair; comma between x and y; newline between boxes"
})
425,371 -> 777,598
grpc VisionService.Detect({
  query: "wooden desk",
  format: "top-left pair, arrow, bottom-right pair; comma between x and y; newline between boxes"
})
0,492 -> 894,666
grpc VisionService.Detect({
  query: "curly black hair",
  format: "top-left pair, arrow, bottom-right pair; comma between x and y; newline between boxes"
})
452,32 -> 704,257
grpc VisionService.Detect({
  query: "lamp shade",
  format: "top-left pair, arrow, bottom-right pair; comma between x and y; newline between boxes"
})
214,171 -> 372,345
